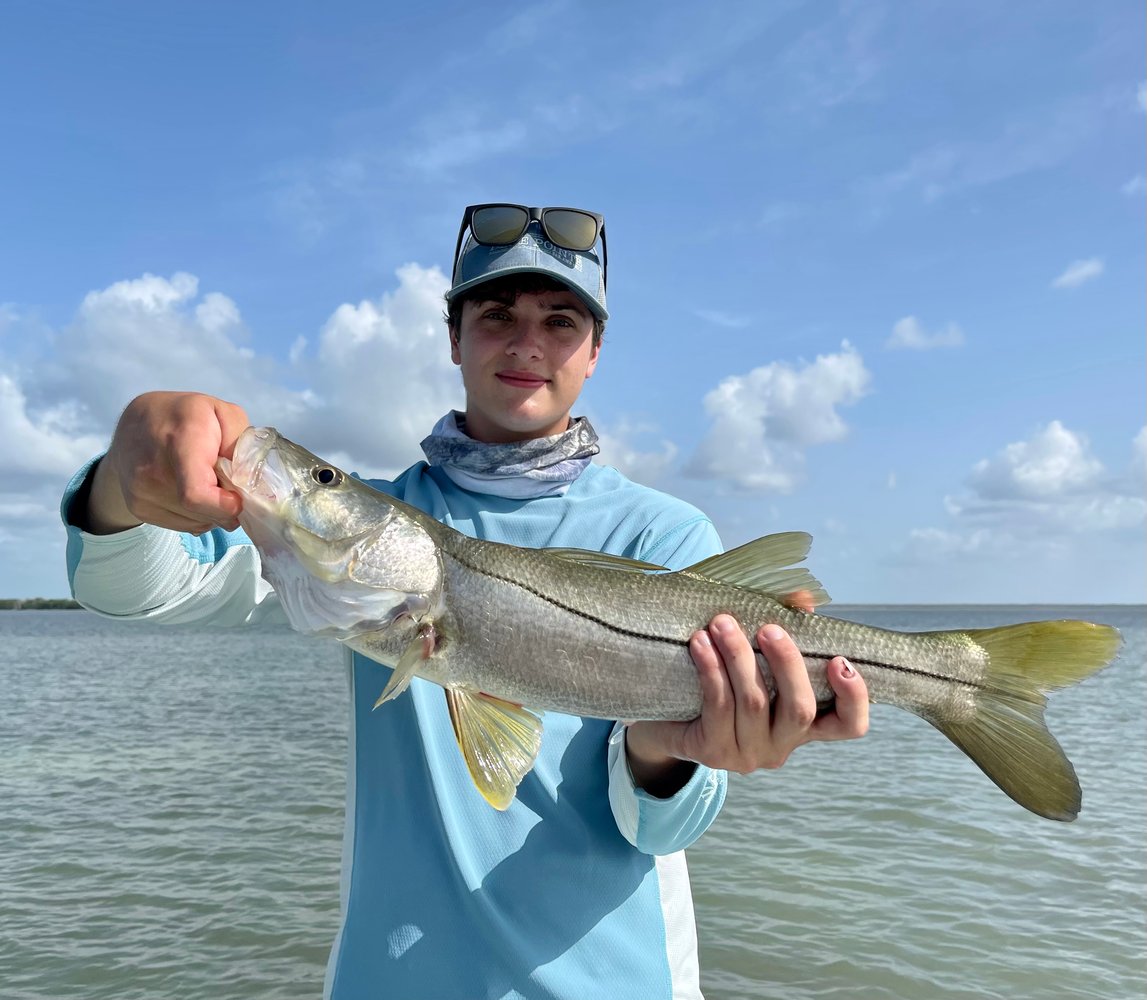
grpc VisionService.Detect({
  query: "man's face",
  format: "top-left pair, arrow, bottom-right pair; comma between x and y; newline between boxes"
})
451,287 -> 600,443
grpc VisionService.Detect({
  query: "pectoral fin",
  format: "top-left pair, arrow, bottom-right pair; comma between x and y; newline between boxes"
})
373,624 -> 437,709
445,689 -> 543,810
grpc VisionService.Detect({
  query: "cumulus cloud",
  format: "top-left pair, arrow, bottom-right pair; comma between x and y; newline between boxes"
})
300,263 -> 461,475
899,422 -> 1146,572
0,374 -> 106,480
0,266 -> 467,564
28,271 -> 302,434
885,315 -> 965,350
968,420 -> 1103,500
1051,258 -> 1103,289
593,419 -> 678,486
684,342 -> 870,491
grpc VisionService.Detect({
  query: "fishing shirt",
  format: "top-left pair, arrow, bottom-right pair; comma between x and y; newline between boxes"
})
62,459 -> 728,1000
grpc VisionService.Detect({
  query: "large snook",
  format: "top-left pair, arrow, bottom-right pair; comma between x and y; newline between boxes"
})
217,426 -> 1121,819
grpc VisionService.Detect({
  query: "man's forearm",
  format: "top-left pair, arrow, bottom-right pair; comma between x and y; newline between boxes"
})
624,726 -> 698,798
74,458 -> 144,535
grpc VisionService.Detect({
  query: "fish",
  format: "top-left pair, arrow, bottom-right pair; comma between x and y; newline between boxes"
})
216,426 -> 1121,820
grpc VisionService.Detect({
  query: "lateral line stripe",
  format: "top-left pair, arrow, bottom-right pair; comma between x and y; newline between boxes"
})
449,550 -> 685,647
448,552 -> 984,690
800,652 -> 985,689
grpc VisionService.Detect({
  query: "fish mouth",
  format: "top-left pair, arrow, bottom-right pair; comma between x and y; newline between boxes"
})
216,426 -> 292,508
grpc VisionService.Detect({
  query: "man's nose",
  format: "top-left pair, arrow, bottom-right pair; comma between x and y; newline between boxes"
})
505,321 -> 544,356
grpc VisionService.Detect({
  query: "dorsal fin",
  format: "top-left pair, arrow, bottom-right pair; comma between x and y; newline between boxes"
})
544,548 -> 667,574
681,531 -> 830,608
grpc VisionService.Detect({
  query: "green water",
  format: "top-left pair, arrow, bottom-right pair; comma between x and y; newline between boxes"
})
1,606 -> 1143,999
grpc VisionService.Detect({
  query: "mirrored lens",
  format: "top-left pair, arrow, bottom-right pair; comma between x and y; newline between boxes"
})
471,206 -> 530,245
541,209 -> 599,251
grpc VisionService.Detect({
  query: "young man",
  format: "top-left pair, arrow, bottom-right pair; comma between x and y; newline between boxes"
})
62,203 -> 868,999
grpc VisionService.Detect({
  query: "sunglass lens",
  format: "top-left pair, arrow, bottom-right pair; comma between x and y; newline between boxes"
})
542,210 -> 599,251
471,205 -> 530,245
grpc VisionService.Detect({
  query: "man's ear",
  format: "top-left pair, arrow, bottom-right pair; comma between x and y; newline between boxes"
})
449,326 -> 462,365
585,341 -> 601,378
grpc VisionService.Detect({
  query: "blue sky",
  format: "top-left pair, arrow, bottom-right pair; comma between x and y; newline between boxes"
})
2,0 -> 1143,602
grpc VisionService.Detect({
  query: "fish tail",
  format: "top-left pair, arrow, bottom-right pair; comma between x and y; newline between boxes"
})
925,620 -> 1121,822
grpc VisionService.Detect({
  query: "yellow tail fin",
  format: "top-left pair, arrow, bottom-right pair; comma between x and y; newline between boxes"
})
926,620 -> 1120,821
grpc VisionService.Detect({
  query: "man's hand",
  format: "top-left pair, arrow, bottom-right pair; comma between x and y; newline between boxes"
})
625,614 -> 869,794
84,391 -> 250,535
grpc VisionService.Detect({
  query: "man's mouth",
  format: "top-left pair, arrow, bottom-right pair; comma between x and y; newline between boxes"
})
496,371 -> 549,388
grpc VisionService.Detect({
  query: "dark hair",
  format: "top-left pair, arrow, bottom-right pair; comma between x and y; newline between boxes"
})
445,274 -> 605,348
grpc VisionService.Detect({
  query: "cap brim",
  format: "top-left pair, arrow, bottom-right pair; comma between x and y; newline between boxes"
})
447,232 -> 608,321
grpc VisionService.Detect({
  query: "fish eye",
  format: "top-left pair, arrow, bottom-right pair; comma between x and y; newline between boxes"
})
311,466 -> 344,487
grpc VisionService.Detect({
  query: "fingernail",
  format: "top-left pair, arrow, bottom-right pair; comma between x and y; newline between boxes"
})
762,624 -> 785,642
710,616 -> 730,634
840,657 -> 856,678
693,630 -> 712,648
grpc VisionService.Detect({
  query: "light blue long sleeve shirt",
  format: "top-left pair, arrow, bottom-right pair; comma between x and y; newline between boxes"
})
63,458 -> 728,1000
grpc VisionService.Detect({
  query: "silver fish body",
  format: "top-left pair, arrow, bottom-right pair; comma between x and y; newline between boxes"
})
218,426 -> 1120,819
350,539 -> 979,724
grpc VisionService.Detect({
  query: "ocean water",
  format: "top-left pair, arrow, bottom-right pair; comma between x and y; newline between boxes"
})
1,605 -> 1143,1000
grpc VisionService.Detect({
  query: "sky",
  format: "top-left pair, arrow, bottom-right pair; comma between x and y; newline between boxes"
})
1,0 -> 1144,603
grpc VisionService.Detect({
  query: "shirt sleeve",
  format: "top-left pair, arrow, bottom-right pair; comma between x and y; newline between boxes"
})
61,457 -> 284,626
606,512 -> 729,855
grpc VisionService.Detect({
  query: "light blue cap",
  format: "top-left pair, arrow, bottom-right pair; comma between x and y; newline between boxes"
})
447,222 -> 608,321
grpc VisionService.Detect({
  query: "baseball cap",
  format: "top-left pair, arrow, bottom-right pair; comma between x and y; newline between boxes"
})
447,221 -> 609,321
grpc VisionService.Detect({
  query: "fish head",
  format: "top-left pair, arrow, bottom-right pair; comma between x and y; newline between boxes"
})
218,426 -> 443,639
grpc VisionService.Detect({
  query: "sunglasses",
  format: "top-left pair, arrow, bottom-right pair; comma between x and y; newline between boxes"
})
452,203 -> 608,290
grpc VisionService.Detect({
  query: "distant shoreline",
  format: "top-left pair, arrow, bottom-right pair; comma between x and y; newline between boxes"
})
0,599 -> 83,610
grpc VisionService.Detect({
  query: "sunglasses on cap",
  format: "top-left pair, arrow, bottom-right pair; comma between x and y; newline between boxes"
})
452,203 -> 608,291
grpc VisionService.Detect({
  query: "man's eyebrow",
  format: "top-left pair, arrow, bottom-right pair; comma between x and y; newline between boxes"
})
474,296 -> 587,316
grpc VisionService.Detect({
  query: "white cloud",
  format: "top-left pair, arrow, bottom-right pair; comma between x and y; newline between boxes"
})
593,419 -> 678,486
0,266 -> 463,540
905,526 -> 993,557
968,420 -> 1103,500
866,98 -> 1101,205
900,423 -> 1146,575
885,315 -> 965,350
35,272 -> 300,432
402,114 -> 530,175
759,202 -> 803,230
684,342 -> 870,491
770,3 -> 884,111
1122,175 -> 1146,196
301,262 -> 461,473
693,309 -> 751,329
1133,426 -> 1147,471
1051,258 -> 1104,289
0,374 -> 106,480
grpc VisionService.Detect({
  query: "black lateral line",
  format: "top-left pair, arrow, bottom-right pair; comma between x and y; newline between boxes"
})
798,651 -> 985,690
450,552 -> 985,690
449,550 -> 688,647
